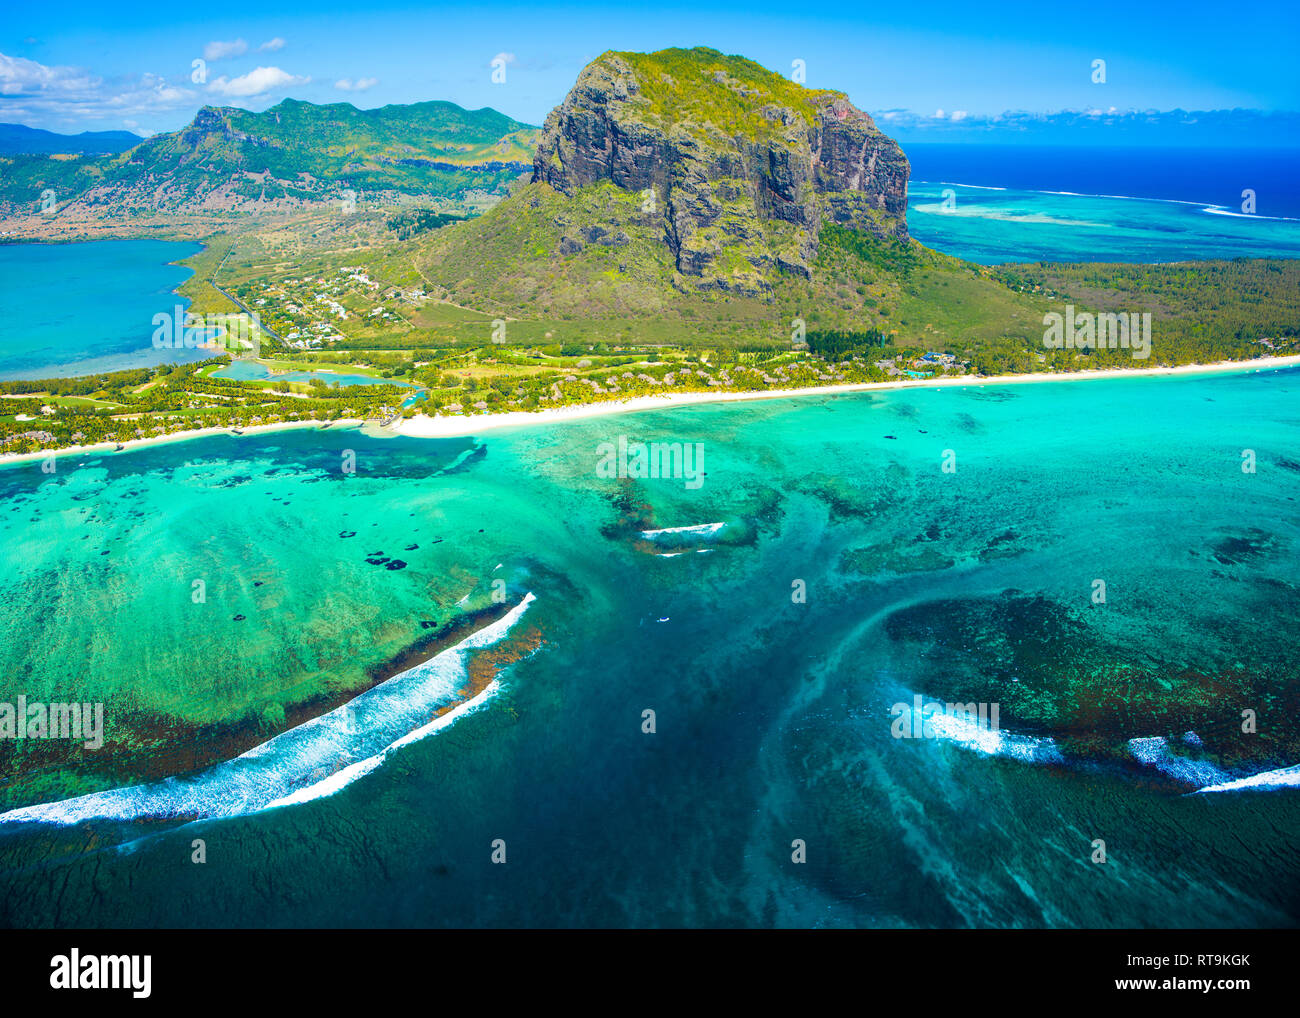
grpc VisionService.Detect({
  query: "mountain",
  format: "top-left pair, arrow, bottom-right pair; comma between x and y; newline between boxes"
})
534,48 -> 910,272
137,99 -> 539,193
0,100 -> 539,221
0,123 -> 143,155
416,47 -> 911,302
406,47 -> 1067,352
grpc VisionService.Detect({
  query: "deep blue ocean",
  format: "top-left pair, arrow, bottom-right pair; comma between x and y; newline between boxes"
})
907,145 -> 1300,218
906,145 -> 1300,263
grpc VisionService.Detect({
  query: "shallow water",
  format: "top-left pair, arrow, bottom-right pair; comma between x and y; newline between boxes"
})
0,240 -> 217,380
1,367 -> 1297,927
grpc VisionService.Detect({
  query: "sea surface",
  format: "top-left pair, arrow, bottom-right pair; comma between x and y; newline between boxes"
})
907,144 -> 1300,264
0,240 -> 216,381
1,367 -> 1297,927
907,145 -> 1300,218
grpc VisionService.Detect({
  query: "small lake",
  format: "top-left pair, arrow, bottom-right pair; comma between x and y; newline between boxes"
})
212,360 -> 420,391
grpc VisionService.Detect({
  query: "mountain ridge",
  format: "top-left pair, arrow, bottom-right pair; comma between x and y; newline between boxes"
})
0,99 -> 540,225
0,123 -> 143,156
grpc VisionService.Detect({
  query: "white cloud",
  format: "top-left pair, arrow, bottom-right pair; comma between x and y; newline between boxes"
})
207,66 -> 309,98
0,52 -> 99,95
259,38 -> 286,52
492,52 -> 517,66
203,39 -> 249,62
864,106 -> 1299,147
335,77 -> 378,92
0,52 -> 195,126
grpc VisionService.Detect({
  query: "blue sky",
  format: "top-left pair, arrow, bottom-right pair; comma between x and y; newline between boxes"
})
2,0 -> 1298,138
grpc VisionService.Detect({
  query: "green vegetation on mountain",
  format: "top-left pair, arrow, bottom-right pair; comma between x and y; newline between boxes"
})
612,47 -> 841,139
0,98 -> 539,221
525,47 -> 910,293
410,48 -> 1298,371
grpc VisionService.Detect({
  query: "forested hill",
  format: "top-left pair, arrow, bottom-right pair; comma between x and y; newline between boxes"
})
0,99 -> 539,219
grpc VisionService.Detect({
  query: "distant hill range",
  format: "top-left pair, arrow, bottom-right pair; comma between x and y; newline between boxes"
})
0,123 -> 143,155
0,100 -> 539,220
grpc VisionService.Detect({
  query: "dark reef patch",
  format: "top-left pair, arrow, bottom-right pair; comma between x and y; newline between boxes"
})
882,589 -> 1300,785
1210,528 -> 1275,565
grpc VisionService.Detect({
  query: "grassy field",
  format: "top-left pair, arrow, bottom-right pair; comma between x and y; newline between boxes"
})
175,234 -> 243,317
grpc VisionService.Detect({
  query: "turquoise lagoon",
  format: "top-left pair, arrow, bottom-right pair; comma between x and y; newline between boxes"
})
0,367 -> 1297,927
0,241 -> 220,381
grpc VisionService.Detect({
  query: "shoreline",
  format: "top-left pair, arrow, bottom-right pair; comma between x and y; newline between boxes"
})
388,353 -> 1300,440
0,417 -> 367,466
4,354 -> 1298,465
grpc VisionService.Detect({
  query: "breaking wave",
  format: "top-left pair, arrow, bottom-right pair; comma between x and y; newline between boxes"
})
1192,763 -> 1300,795
639,522 -> 726,539
0,594 -> 536,827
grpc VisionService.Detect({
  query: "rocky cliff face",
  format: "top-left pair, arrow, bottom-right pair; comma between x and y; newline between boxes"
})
531,48 -> 909,292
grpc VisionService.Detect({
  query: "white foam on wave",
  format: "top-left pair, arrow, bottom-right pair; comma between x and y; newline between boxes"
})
264,680 -> 503,809
926,711 -> 1064,763
918,180 -> 1294,216
1192,763 -> 1300,795
639,522 -> 726,539
1130,735 -> 1300,794
913,180 -> 1009,191
896,697 -> 1063,764
1020,188 -> 1215,208
1201,206 -> 1300,222
1128,735 -> 1232,787
0,594 -> 536,827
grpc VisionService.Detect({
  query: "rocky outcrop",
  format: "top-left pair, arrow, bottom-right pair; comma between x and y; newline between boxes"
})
532,49 -> 909,292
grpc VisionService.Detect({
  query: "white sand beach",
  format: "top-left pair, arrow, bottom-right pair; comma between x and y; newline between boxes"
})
388,354 -> 1300,440
4,353 -> 1298,465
